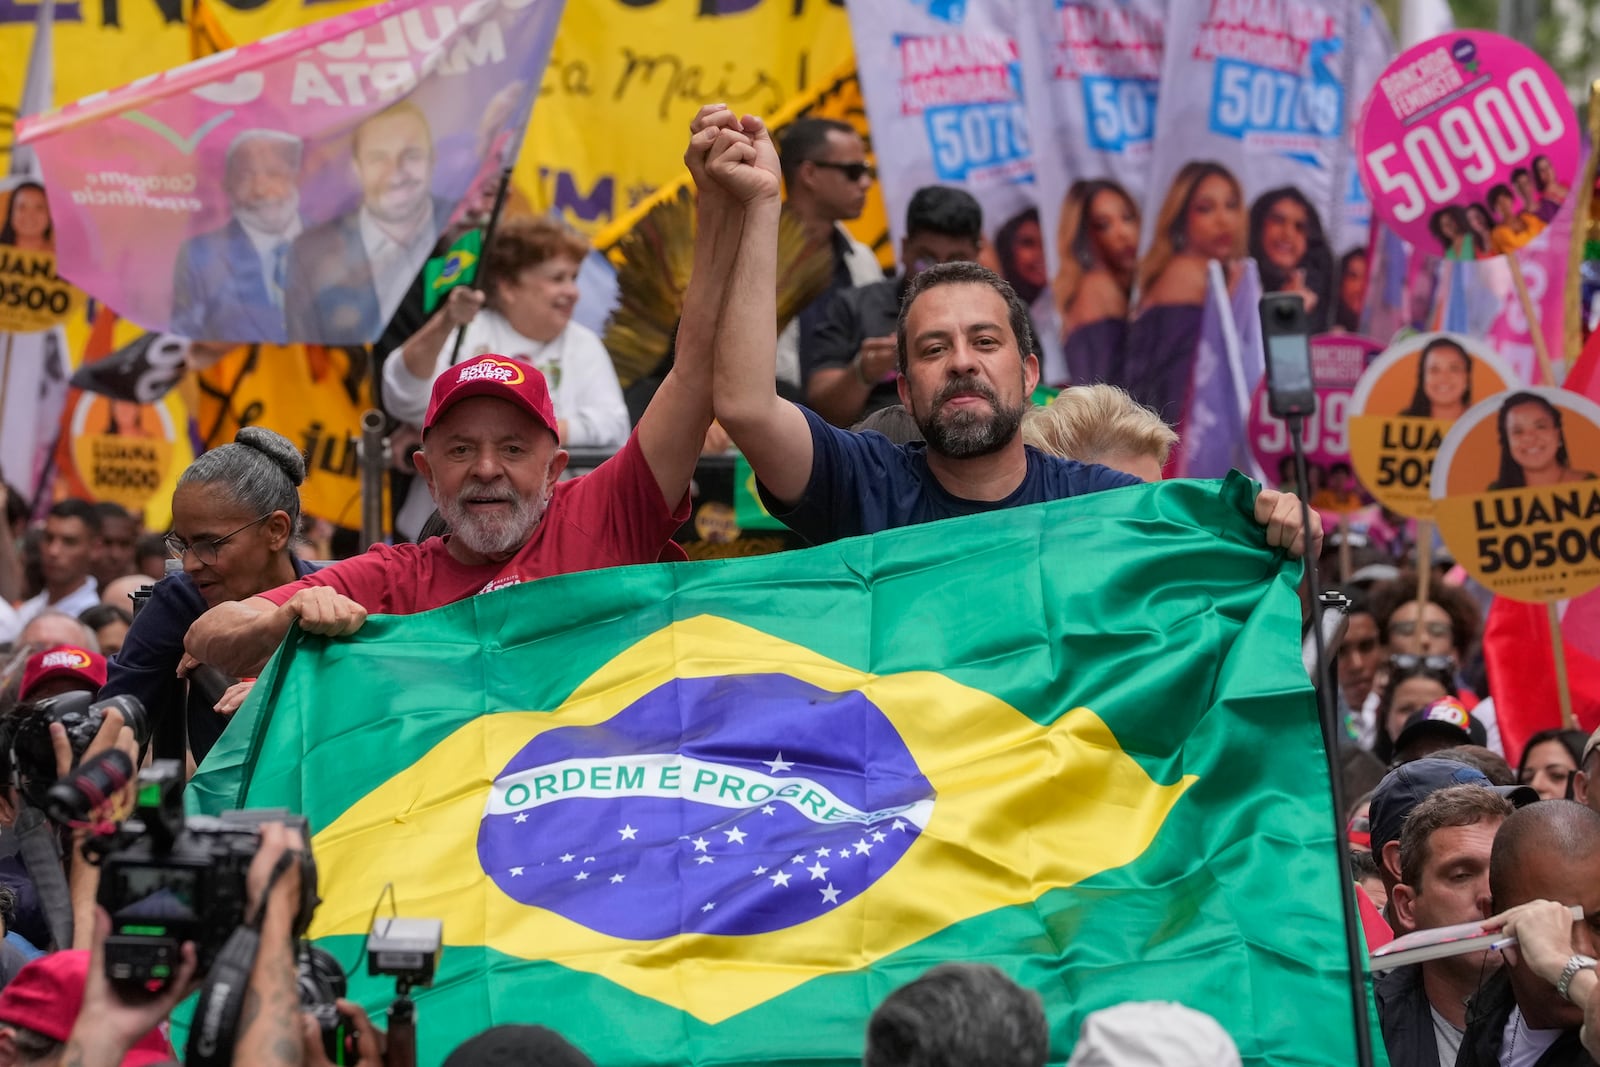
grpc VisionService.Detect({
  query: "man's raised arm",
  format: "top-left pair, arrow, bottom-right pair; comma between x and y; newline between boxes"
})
633,105 -> 746,506
184,587 -> 367,678
706,115 -> 818,508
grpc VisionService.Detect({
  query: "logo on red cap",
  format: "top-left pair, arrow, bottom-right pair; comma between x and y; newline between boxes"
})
38,648 -> 92,671
456,358 -> 526,387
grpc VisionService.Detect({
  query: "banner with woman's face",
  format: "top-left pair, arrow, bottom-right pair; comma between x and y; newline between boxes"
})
1014,0 -> 1164,389
1139,0 -> 1393,323
1433,386 -> 1600,601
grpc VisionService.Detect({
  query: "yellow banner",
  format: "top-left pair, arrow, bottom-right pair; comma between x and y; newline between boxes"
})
194,345 -> 374,530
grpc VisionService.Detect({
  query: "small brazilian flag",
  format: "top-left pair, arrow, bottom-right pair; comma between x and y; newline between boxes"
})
422,228 -> 483,314
191,475 -> 1368,1064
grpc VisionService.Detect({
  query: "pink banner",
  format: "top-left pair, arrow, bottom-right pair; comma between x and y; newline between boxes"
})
17,0 -> 565,346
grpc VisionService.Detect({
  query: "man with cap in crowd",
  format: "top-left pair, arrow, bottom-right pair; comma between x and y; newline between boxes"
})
1457,802 -> 1600,1066
1379,785 -> 1518,1067
1391,697 -> 1489,767
1368,757 -> 1536,934
185,108 -> 743,678
16,646 -> 106,703
1575,727 -> 1600,819
0,949 -> 174,1064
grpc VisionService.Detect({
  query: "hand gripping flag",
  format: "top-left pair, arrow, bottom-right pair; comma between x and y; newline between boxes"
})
15,0 -> 564,345
190,474 -> 1365,1063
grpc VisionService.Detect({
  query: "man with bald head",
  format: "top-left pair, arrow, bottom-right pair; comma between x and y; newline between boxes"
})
1457,802 -> 1600,1066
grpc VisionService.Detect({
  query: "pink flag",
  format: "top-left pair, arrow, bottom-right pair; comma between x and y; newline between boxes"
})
17,0 -> 565,346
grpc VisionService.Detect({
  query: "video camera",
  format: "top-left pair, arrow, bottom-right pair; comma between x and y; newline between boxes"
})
48,754 -> 319,986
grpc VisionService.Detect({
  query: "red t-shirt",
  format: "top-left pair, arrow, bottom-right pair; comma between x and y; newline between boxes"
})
258,433 -> 688,614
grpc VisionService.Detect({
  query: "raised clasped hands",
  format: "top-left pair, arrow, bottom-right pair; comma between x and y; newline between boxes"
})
687,103 -> 779,207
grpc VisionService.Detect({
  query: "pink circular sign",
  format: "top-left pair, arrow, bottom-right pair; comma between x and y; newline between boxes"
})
1356,31 -> 1579,257
1248,335 -> 1381,513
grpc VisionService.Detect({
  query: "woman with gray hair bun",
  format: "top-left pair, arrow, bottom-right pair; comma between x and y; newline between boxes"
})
98,427 -> 322,764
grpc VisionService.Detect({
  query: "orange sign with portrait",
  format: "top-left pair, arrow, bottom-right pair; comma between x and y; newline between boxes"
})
1432,387 -> 1600,602
1348,332 -> 1520,518
66,393 -> 179,513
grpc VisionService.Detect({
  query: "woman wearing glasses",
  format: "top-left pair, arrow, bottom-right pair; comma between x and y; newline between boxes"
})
98,427 -> 318,764
1372,654 -> 1459,766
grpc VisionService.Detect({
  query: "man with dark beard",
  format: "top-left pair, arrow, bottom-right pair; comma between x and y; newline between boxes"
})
703,111 -> 1320,554
182,107 -> 744,678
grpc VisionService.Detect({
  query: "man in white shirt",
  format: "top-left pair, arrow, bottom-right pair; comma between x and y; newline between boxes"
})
285,101 -> 451,346
14,500 -> 100,631
171,129 -> 303,343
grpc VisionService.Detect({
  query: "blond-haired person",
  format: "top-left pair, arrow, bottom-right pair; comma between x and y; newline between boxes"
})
1022,384 -> 1177,483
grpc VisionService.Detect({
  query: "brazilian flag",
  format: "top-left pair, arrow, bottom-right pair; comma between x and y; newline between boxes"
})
191,474 -> 1366,1064
422,229 -> 483,314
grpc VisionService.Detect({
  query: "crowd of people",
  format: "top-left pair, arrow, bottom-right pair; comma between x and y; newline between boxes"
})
0,104 -> 1592,1065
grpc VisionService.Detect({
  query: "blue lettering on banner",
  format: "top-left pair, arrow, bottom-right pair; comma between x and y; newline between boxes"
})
1082,76 -> 1158,153
1208,57 -> 1344,142
925,100 -> 1032,184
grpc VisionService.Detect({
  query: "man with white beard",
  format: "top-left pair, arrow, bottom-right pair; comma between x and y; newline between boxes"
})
182,107 -> 745,678
172,129 -> 304,343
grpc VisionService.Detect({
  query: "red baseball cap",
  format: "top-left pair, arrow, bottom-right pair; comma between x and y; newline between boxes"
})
423,354 -> 558,438
0,949 -> 172,1063
19,645 -> 107,701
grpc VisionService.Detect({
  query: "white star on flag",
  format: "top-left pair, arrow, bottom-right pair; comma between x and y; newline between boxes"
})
752,865 -> 769,876
609,874 -> 625,884
769,870 -> 792,887
891,819 -> 907,832
575,871 -> 589,881
618,825 -> 638,840
764,752 -> 795,774
509,867 -> 524,877
761,805 -> 776,816
807,862 -> 829,881
724,827 -> 747,845
815,847 -> 831,858
790,854 -> 807,865
692,837 -> 710,852
854,839 -> 873,856
702,902 -> 715,912
820,884 -> 841,905
695,855 -> 715,865
871,830 -> 887,843
559,853 -> 575,863
513,813 -> 528,824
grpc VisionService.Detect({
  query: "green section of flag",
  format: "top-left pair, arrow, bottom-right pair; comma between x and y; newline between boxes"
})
422,228 -> 484,313
1030,384 -> 1059,406
192,474 -> 1367,1065
732,453 -> 786,530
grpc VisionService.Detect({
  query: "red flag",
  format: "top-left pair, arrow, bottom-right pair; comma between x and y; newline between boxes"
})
1483,591 -> 1600,767
1572,330 -> 1600,403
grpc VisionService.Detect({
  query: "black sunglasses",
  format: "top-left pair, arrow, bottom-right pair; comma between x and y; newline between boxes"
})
1388,653 -> 1457,677
809,160 -> 876,182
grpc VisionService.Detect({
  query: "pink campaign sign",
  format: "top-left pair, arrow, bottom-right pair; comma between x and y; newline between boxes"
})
16,0 -> 565,346
1356,31 -> 1579,259
1248,334 -> 1381,512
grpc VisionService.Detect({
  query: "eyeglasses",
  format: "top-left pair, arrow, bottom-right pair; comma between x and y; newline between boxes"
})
164,513 -> 273,566
809,160 -> 875,182
1388,653 -> 1457,678
1389,619 -> 1454,640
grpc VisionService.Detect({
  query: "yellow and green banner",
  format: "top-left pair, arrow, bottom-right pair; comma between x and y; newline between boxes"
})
191,474 -> 1360,1063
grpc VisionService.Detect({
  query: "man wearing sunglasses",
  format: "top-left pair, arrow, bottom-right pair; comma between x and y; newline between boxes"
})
804,186 -> 984,429
774,119 -> 882,398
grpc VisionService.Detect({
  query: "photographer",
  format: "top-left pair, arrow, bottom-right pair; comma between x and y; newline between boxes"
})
57,822 -> 319,1067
